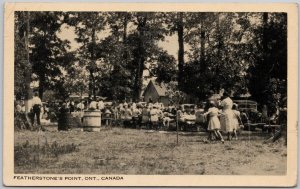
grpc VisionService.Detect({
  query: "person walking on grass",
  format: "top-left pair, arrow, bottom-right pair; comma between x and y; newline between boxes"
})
219,92 -> 234,141
204,101 -> 224,143
232,103 -> 242,140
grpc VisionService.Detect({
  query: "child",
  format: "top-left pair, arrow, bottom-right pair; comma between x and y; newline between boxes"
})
232,103 -> 242,140
204,101 -> 224,143
150,106 -> 159,130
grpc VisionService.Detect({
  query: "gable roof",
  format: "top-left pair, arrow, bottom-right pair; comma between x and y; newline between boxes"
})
143,80 -> 167,97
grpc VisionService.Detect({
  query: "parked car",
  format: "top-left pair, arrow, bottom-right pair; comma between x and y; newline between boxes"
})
178,104 -> 197,131
233,100 -> 264,131
179,104 -> 196,113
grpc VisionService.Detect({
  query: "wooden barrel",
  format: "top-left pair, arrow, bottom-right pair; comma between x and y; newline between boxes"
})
82,111 -> 101,131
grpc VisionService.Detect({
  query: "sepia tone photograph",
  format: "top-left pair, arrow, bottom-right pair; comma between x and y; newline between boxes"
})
3,3 -> 298,187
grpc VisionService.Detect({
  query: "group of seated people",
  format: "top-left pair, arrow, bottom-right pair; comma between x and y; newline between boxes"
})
116,102 -> 178,130
82,100 -> 209,131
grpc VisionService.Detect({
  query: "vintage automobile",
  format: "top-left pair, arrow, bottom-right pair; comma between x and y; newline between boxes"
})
178,104 -> 198,131
233,100 -> 264,131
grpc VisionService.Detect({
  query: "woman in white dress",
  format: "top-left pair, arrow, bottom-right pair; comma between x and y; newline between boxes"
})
204,102 -> 224,143
219,92 -> 234,140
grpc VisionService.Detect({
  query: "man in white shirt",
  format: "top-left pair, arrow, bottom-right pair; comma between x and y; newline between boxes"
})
97,100 -> 105,111
89,100 -> 98,110
31,92 -> 42,125
77,101 -> 85,111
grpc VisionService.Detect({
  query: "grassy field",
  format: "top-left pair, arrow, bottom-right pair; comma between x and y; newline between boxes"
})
14,126 -> 287,175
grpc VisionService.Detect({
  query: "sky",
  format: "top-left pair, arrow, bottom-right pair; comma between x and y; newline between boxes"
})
57,23 -> 183,86
57,24 -> 180,60
57,23 -> 186,83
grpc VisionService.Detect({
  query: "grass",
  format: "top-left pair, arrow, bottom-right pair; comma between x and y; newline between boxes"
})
14,126 -> 287,175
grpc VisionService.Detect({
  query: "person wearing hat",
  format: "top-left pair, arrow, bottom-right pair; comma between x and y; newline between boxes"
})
204,101 -> 224,142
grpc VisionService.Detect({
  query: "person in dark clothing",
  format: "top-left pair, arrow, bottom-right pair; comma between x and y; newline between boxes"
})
31,92 -> 42,126
58,102 -> 70,131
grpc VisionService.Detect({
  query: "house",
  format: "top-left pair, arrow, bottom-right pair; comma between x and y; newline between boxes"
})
142,80 -> 169,106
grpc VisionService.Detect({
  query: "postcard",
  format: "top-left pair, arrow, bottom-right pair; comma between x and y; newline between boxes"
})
3,2 -> 298,187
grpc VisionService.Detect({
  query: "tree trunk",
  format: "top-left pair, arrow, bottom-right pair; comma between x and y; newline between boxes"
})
262,13 -> 269,55
38,72 -> 45,100
177,12 -> 185,90
133,15 -> 147,101
123,13 -> 128,42
215,13 -> 221,91
24,11 -> 33,113
90,27 -> 96,99
200,15 -> 206,70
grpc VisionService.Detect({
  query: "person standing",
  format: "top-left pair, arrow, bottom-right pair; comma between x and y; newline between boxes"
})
89,99 -> 98,110
123,104 -> 132,128
232,103 -> 242,140
97,99 -> 105,112
141,105 -> 150,129
150,106 -> 159,130
132,106 -> 141,128
69,100 -> 75,113
58,102 -> 69,131
204,101 -> 224,143
31,92 -> 42,126
195,103 -> 206,131
77,100 -> 85,111
219,92 -> 234,140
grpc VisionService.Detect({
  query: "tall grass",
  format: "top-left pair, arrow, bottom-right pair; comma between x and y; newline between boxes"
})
15,139 -> 78,168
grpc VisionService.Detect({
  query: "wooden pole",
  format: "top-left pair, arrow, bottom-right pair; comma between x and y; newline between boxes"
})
176,110 -> 179,145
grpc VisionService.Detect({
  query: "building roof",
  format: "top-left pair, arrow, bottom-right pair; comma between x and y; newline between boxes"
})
143,80 -> 168,97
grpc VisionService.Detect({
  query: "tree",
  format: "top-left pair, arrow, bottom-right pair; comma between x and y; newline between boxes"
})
57,63 -> 89,100
97,12 -> 133,100
26,12 -> 73,99
15,11 -> 33,115
179,12 -> 257,99
164,12 -> 190,90
154,50 -> 177,84
66,12 -> 107,98
15,12 -> 29,101
247,13 -> 287,107
127,12 -> 168,101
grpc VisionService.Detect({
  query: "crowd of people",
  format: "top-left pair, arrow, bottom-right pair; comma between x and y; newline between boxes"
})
15,89 -> 286,142
15,92 -> 250,143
